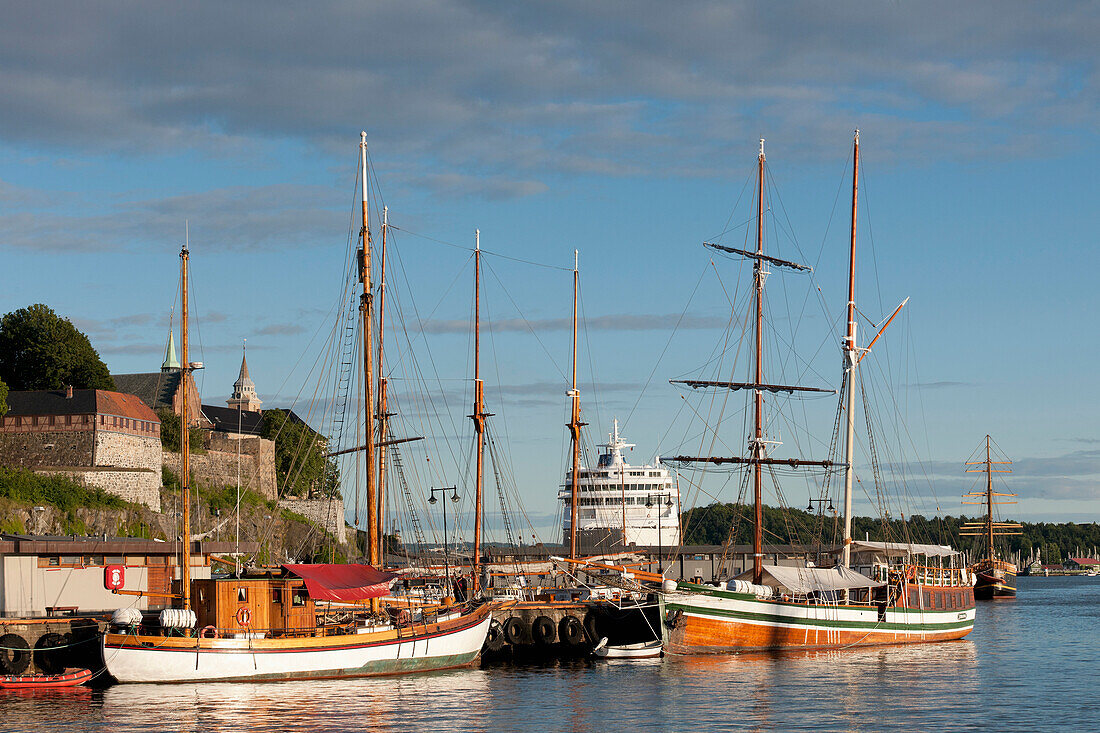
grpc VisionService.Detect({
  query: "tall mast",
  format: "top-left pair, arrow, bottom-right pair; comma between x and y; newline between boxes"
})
752,138 -> 765,585
568,250 -> 582,559
471,230 -> 486,595
377,206 -> 389,564
986,435 -> 994,562
358,132 -> 378,572
841,130 -> 860,569
179,230 -> 192,615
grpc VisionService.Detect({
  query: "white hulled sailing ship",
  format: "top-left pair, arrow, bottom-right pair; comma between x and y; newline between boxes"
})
558,420 -> 681,552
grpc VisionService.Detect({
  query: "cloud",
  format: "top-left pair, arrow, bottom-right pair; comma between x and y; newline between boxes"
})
0,0 -> 1097,192
256,323 -> 307,336
0,183 -> 343,253
416,312 -> 729,334
907,381 -> 972,389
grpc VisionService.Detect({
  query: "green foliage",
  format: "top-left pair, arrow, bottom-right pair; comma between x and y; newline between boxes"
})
0,376 -> 8,417
0,515 -> 26,534
0,466 -> 128,512
157,409 -> 204,453
681,502 -> 1100,563
0,304 -> 115,391
261,409 -> 340,498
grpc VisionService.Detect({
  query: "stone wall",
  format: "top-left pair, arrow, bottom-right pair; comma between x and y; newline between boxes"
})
278,497 -> 346,544
0,430 -> 94,468
94,430 -> 161,472
164,435 -> 276,499
35,467 -> 162,512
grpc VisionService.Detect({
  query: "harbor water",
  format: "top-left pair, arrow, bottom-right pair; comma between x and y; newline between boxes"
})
7,575 -> 1098,732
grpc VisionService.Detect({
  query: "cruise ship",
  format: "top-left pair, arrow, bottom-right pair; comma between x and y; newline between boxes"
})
558,420 -> 681,552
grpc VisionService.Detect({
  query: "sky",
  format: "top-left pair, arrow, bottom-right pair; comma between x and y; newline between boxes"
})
1,1 -> 1098,543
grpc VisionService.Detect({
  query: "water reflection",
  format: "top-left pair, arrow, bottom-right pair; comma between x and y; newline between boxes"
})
8,578 -> 1100,732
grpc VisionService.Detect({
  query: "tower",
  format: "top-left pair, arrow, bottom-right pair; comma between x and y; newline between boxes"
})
226,344 -> 262,412
161,330 -> 180,372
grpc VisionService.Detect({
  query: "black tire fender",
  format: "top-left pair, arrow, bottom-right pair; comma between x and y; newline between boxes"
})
484,620 -> 506,652
0,634 -> 31,675
558,615 -> 585,647
531,615 -> 555,645
34,632 -> 65,676
502,616 -> 527,646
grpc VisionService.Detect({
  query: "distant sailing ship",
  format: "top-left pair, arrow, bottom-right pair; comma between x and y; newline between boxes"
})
961,436 -> 1023,599
657,133 -> 976,653
558,420 -> 681,552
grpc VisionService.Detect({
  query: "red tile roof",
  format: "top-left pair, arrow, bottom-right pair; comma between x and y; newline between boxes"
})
1068,557 -> 1100,566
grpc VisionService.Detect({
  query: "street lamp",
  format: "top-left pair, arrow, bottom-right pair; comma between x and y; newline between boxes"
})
646,492 -> 674,576
806,497 -> 835,514
429,486 -> 460,597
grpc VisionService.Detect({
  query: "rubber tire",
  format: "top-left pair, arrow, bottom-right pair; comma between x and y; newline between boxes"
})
531,616 -> 555,646
582,610 -> 601,643
502,616 -> 527,646
558,615 -> 585,647
484,620 -> 506,652
0,634 -> 31,675
35,632 -> 65,676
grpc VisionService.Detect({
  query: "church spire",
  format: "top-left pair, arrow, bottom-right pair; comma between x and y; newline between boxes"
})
161,330 -> 180,372
227,340 -> 262,412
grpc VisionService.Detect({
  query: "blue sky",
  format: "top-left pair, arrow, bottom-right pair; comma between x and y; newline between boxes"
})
1,2 -> 1098,541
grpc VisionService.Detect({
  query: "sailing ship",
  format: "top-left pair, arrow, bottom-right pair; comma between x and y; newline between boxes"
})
961,436 -> 1022,599
657,133 -> 977,653
558,419 -> 681,553
102,133 -> 491,683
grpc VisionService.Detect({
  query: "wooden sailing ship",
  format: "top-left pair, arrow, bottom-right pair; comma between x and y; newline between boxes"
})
656,133 -> 977,653
961,436 -> 1022,599
102,133 -> 491,683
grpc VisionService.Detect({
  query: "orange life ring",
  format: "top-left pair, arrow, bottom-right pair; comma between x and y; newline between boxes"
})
200,625 -> 218,639
235,607 -> 252,626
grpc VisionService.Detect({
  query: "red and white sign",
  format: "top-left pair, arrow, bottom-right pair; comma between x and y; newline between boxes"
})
104,565 -> 125,590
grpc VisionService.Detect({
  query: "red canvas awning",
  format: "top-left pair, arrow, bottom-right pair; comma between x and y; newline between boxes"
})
281,564 -> 397,602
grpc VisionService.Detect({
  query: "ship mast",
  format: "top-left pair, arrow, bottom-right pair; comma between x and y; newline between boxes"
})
962,436 -> 1021,558
179,232 -> 192,616
377,206 -> 389,564
568,250 -> 582,559
986,436 -> 994,562
751,138 -> 766,584
471,230 -> 486,595
841,130 -> 860,569
358,132 -> 379,577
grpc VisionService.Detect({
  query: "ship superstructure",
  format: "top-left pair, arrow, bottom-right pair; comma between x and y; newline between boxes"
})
558,420 -> 680,552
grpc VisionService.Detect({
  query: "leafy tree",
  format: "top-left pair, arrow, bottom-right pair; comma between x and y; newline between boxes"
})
157,409 -> 204,453
0,304 -> 115,391
0,376 -> 8,417
261,409 -> 340,498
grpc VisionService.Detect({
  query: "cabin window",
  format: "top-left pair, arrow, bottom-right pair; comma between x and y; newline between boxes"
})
272,588 -> 282,604
48,556 -> 59,567
922,590 -> 932,608
237,587 -> 248,603
198,588 -> 205,603
292,591 -> 307,607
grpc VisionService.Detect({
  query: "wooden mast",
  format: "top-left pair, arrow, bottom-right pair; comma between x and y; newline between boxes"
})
471,230 -> 486,595
377,206 -> 389,564
752,138 -> 765,585
179,231 -> 192,616
568,250 -> 582,559
985,435 -> 994,562
358,132 -> 379,577
841,130 -> 860,569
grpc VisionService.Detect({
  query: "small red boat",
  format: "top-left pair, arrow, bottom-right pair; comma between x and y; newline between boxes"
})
0,668 -> 92,689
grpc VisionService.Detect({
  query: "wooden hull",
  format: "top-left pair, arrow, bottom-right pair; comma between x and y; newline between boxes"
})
974,570 -> 1016,599
102,605 -> 491,683
660,587 -> 974,654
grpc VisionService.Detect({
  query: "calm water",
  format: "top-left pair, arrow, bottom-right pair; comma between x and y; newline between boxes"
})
7,576 -> 1098,732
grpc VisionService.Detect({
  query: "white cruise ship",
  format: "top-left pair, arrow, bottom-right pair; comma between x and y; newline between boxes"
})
558,420 -> 681,551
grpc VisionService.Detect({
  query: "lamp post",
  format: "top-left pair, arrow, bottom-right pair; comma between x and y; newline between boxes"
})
429,486 -> 460,597
806,497 -> 835,515
646,492 -> 673,576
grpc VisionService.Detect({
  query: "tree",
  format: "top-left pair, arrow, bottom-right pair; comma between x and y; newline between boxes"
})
0,377 -> 7,417
261,409 -> 340,498
0,304 -> 115,391
157,409 -> 204,453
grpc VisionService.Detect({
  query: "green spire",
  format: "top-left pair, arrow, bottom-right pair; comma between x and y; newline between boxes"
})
161,330 -> 181,372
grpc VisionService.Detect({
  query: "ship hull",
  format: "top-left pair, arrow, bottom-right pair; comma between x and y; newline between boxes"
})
973,570 -> 1016,599
102,606 -> 491,683
659,588 -> 974,654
